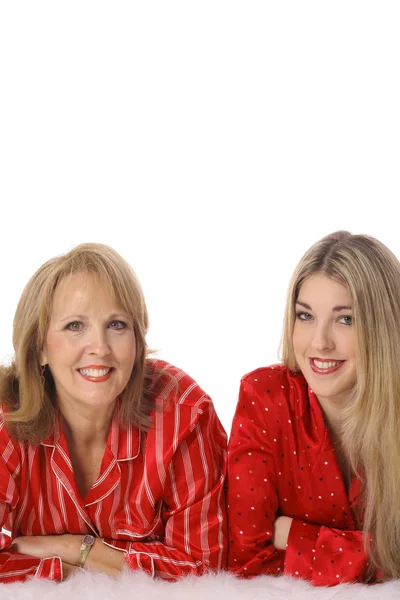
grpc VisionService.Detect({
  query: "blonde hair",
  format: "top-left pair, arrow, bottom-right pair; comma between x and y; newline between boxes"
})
0,243 -> 158,442
281,230 -> 400,579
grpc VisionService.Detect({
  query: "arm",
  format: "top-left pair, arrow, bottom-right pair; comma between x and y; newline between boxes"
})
0,425 -> 63,583
227,378 -> 370,585
107,398 -> 228,579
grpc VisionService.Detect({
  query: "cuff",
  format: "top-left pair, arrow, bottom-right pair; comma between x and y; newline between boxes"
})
35,556 -> 63,581
284,519 -> 320,581
125,551 -> 155,577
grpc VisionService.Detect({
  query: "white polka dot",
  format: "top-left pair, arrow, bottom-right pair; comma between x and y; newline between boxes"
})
248,452 -> 252,455
295,571 -> 299,575
265,408 -> 269,412
236,476 -> 240,479
318,496 -> 322,499
284,498 -> 287,502
240,531 -> 243,534
264,478 -> 268,482
339,548 -> 343,552
273,439 -> 277,442
331,493 -> 334,496
324,462 -> 328,465
298,485 -> 301,489
239,424 -> 243,427
251,402 -> 255,405
251,507 -> 255,510
288,420 -> 291,423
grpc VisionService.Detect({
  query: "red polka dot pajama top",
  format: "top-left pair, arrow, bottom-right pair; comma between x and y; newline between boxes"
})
227,364 -> 373,586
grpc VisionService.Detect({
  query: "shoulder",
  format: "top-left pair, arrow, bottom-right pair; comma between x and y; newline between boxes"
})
145,360 -> 226,446
240,363 -> 302,394
237,364 -> 309,416
148,359 -> 212,410
0,405 -> 23,468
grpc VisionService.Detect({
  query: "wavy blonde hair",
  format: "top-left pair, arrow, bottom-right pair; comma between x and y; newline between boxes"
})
0,243 -> 157,442
281,230 -> 400,579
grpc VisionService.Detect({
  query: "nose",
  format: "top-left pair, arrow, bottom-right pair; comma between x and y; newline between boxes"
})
85,326 -> 111,357
311,322 -> 334,352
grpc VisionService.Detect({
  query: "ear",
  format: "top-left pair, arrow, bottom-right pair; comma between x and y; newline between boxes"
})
40,347 -> 48,367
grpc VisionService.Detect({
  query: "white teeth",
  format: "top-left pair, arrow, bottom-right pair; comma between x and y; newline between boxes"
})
79,368 -> 111,377
313,359 -> 342,369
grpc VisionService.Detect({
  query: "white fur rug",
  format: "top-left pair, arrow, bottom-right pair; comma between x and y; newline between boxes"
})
1,571 -> 399,600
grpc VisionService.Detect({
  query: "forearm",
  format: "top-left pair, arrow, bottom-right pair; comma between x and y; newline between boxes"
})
11,535 -> 126,578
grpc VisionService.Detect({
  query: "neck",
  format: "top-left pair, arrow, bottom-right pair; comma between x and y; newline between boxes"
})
316,394 -> 346,440
59,401 -> 115,447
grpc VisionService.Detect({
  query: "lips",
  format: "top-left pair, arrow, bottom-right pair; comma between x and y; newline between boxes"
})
78,366 -> 113,382
309,358 -> 345,375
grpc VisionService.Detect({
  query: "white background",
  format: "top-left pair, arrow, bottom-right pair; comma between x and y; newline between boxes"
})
0,2 -> 399,433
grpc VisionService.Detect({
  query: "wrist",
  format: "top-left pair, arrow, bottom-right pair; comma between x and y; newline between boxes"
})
76,535 -> 96,568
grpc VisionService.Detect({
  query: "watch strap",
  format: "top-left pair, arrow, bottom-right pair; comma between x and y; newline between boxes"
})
76,534 -> 95,568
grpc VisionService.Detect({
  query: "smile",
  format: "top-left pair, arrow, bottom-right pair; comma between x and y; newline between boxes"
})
78,367 -> 113,382
309,358 -> 345,375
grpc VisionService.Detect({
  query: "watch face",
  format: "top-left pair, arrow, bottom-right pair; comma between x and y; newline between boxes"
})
82,534 -> 95,547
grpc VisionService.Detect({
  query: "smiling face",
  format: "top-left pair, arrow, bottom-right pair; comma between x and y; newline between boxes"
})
41,272 -> 136,416
292,273 -> 357,407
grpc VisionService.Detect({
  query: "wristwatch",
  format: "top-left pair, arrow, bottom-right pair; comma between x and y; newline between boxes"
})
76,534 -> 96,568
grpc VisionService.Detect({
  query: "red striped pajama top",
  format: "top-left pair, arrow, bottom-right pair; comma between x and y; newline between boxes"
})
0,360 -> 227,583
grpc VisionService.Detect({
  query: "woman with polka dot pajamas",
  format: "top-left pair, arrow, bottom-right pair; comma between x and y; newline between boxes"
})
227,231 -> 400,585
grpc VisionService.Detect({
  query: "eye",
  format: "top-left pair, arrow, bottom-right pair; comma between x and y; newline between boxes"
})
339,315 -> 353,325
109,320 -> 127,330
295,311 -> 313,321
66,321 -> 84,331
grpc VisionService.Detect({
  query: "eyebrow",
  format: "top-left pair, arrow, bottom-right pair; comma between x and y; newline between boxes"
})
58,313 -> 130,323
296,301 -> 352,312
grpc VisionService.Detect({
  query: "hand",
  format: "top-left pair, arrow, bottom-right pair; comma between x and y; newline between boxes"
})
11,534 -> 80,564
272,516 -> 293,550
62,562 -> 80,579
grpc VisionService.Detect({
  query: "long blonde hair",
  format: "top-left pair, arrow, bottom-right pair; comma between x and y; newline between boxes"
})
281,230 -> 400,579
0,243 -> 157,442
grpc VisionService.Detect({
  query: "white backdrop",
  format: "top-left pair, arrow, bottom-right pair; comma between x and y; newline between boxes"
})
0,2 -> 399,433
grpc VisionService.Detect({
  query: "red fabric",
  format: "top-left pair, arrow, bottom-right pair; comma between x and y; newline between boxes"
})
227,364 -> 373,586
0,360 -> 227,583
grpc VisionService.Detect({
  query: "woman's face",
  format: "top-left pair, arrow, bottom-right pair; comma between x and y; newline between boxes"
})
41,272 -> 136,414
292,274 -> 356,407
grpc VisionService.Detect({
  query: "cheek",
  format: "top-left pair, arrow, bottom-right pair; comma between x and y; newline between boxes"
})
115,335 -> 136,365
43,333 -> 81,368
292,326 -> 304,356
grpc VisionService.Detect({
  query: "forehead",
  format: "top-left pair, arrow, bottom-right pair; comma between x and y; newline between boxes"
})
297,274 -> 352,307
50,272 -> 123,318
